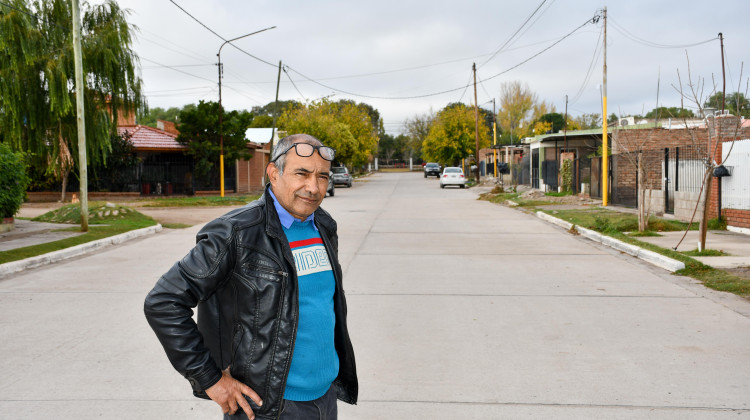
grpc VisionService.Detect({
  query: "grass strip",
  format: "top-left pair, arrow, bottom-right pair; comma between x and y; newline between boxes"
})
1,204 -> 157,265
543,209 -> 748,298
0,221 -> 155,264
139,195 -> 260,207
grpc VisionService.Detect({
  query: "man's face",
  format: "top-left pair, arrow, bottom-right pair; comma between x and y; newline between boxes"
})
267,145 -> 331,221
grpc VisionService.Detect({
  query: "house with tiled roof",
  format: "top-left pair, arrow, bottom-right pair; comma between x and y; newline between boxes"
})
115,114 -> 272,195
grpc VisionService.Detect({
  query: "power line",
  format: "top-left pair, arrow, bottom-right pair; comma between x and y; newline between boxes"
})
609,18 -> 717,49
479,0 -> 549,68
168,0 -> 277,68
283,66 -> 308,102
140,57 -> 216,83
569,24 -> 604,106
480,15 -> 598,84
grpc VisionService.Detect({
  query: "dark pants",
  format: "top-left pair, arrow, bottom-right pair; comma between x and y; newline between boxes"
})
224,385 -> 337,420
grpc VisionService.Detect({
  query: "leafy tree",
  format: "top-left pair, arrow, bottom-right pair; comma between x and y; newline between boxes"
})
497,81 -> 537,143
278,99 -> 378,168
0,142 -> 30,218
574,113 -> 601,129
403,111 -> 434,162
249,100 -> 303,128
90,132 -> 140,191
644,106 -> 694,119
138,105 -> 191,127
0,0 -> 144,198
176,101 -> 253,183
703,92 -> 749,118
422,103 -> 490,166
538,113 -> 566,133
378,133 -> 409,164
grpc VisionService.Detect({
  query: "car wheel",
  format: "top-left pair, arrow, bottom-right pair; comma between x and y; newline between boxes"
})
424,173 -> 427,178
329,188 -> 334,196
440,184 -> 445,188
347,182 -> 352,188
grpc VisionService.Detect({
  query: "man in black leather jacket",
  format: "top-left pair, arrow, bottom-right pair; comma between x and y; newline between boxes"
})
144,134 -> 357,420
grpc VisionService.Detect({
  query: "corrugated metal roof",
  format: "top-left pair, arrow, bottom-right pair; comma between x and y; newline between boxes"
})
117,125 -> 187,151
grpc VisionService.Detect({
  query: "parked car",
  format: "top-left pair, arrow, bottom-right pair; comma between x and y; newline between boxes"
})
331,166 -> 352,187
424,162 -> 441,178
440,167 -> 466,188
327,171 -> 335,196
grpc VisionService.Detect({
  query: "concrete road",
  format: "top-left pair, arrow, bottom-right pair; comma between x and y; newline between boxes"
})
1,172 -> 748,419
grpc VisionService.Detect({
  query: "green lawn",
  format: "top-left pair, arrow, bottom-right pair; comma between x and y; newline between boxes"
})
0,203 -> 157,265
541,208 -> 748,298
137,194 -> 260,207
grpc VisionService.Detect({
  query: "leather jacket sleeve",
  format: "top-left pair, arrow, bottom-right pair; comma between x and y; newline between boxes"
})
144,217 -> 237,393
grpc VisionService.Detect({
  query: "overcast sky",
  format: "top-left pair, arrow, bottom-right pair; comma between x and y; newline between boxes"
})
109,0 -> 749,134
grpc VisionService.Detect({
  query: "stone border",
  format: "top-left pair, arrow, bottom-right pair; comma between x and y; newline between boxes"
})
536,212 -> 686,272
0,224 -> 162,278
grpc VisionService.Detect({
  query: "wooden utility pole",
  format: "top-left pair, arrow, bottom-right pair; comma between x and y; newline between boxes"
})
473,63 -> 480,182
601,7 -> 609,206
71,0 -> 88,231
564,94 -> 568,151
493,98 -> 497,178
269,61 -> 282,152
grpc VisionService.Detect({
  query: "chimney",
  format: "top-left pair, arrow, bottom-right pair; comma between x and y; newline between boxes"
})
157,120 -> 179,135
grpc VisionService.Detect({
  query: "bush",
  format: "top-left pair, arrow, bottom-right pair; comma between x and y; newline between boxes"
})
0,143 -> 30,218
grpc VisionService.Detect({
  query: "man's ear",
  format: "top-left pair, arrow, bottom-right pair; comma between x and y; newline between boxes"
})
266,163 -> 278,183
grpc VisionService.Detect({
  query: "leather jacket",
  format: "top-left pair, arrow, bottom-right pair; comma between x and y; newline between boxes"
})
144,188 -> 358,420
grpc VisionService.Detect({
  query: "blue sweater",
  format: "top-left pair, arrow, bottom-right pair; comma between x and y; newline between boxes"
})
282,220 -> 339,401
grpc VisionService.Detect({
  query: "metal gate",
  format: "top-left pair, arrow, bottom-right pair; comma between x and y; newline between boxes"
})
531,149 -> 539,189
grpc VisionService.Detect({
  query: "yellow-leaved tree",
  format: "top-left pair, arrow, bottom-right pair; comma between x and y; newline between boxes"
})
422,103 -> 490,166
278,99 -> 378,169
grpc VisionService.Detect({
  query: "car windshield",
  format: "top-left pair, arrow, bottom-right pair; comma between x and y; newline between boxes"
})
332,167 -> 347,174
445,168 -> 462,173
426,163 -> 439,168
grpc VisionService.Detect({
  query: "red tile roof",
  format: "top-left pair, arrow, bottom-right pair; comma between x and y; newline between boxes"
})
117,125 -> 187,151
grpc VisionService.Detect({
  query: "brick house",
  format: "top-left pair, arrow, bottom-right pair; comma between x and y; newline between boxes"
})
116,114 -> 271,195
610,115 -> 750,232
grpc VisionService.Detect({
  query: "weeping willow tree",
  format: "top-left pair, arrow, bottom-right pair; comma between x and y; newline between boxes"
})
0,0 -> 144,200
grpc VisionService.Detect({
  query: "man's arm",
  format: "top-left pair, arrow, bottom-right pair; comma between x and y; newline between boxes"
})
144,218 -> 248,397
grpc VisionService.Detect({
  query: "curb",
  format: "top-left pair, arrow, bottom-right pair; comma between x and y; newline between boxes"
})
536,212 -> 686,272
0,224 -> 163,278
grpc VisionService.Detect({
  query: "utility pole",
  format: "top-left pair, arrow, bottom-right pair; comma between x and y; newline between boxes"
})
264,61 -> 282,186
493,98 -> 497,178
564,94 -> 568,152
71,0 -> 88,231
720,33 -> 726,113
269,61 -> 282,164
473,63 -> 480,182
217,26 -> 276,197
601,7 -> 609,206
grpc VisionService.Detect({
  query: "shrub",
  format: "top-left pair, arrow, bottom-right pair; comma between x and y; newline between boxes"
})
0,143 -> 30,218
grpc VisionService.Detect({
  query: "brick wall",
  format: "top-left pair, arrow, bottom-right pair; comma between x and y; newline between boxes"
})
610,116 -> 750,228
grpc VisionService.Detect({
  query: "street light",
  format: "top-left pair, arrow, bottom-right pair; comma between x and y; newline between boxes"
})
217,26 -> 276,197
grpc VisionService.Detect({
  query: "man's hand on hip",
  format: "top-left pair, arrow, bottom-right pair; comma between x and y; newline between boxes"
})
206,368 -> 263,419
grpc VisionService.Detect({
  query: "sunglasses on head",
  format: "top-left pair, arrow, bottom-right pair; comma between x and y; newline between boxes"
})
271,142 -> 336,162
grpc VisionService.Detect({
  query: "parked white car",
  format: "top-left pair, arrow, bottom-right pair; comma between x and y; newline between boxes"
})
439,167 -> 466,188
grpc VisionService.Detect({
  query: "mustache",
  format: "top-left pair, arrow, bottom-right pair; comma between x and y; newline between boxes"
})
295,191 -> 320,200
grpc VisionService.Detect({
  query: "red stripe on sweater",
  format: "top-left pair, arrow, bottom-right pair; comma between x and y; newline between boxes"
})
289,237 -> 324,249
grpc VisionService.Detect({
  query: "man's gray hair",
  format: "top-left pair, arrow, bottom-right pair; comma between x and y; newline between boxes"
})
270,134 -> 323,175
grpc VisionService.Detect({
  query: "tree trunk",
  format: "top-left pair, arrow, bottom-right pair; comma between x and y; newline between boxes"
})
698,168 -> 713,251
60,168 -> 69,202
637,158 -> 648,231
